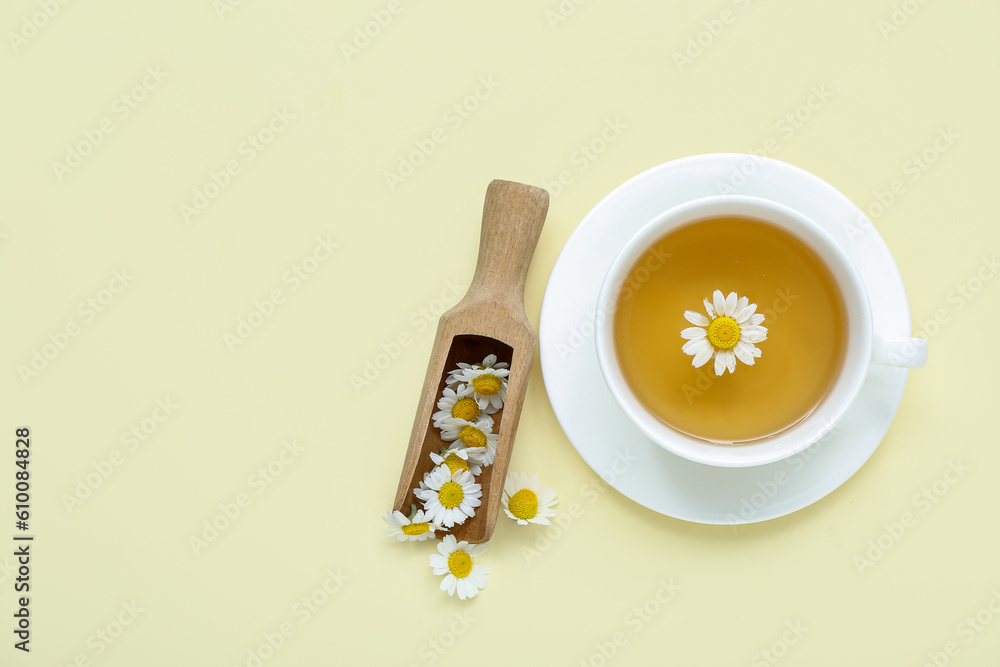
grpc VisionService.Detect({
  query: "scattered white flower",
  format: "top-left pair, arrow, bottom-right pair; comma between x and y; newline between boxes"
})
429,534 -> 489,600
414,467 -> 482,528
432,384 -> 490,425
681,289 -> 768,376
438,416 -> 498,466
501,472 -> 559,526
381,508 -> 440,542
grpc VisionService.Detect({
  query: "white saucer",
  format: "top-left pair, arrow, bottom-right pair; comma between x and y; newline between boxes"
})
539,154 -> 915,525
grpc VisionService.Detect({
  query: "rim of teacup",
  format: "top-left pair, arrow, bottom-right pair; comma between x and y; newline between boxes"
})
595,195 -> 874,468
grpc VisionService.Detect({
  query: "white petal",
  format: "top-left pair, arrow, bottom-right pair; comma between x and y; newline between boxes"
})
713,290 -> 726,316
742,329 -> 767,344
468,569 -> 488,588
457,578 -> 476,600
734,303 -> 757,324
752,345 -> 762,358
684,310 -> 710,327
733,340 -> 755,366
703,298 -> 716,319
749,313 -> 765,326
680,326 -> 707,340
725,349 -> 736,374
736,296 -> 748,311
683,338 -> 710,356
724,292 -> 738,316
692,344 -> 714,368
713,350 -> 726,376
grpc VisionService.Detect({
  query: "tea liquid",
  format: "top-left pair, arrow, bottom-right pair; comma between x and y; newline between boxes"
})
612,217 -> 848,443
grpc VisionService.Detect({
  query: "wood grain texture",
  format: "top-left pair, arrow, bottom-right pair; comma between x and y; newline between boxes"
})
393,179 -> 549,544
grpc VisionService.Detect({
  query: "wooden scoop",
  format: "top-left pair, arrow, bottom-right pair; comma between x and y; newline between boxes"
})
393,179 -> 549,544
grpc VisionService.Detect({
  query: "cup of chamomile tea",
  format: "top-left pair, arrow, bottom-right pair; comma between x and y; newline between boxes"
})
595,195 -> 926,467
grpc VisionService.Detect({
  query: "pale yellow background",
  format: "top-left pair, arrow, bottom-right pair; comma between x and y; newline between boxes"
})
1,0 -> 996,665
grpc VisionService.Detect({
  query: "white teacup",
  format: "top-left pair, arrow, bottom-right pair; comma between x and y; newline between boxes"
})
595,195 -> 926,468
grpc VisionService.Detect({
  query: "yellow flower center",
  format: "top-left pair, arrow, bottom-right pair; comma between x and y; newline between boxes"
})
438,481 -> 464,509
401,522 -> 429,536
451,397 -> 480,421
707,316 -> 740,350
459,426 -> 487,448
507,489 -> 538,520
472,374 -> 502,396
443,453 -> 470,475
447,550 -> 473,578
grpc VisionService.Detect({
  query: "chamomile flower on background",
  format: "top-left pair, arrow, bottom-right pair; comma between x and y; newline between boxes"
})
681,289 -> 767,376
501,472 -> 559,526
381,508 -> 440,542
414,467 -> 482,528
438,416 -> 498,465
430,446 -> 484,477
451,366 -> 508,413
429,534 -> 489,600
432,385 -> 489,425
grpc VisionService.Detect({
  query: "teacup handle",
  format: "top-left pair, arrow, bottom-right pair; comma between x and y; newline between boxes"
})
872,336 -> 928,368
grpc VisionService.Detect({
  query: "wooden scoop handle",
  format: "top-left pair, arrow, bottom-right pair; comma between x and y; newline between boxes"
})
467,180 -> 549,308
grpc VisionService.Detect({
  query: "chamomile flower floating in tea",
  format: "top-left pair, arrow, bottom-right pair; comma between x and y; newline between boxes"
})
439,416 -> 499,465
501,472 -> 559,525
414,467 -> 482,528
429,534 -> 489,600
452,365 -> 509,413
381,508 -> 441,542
432,385 -> 488,426
681,290 -> 768,376
430,446 -> 484,477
